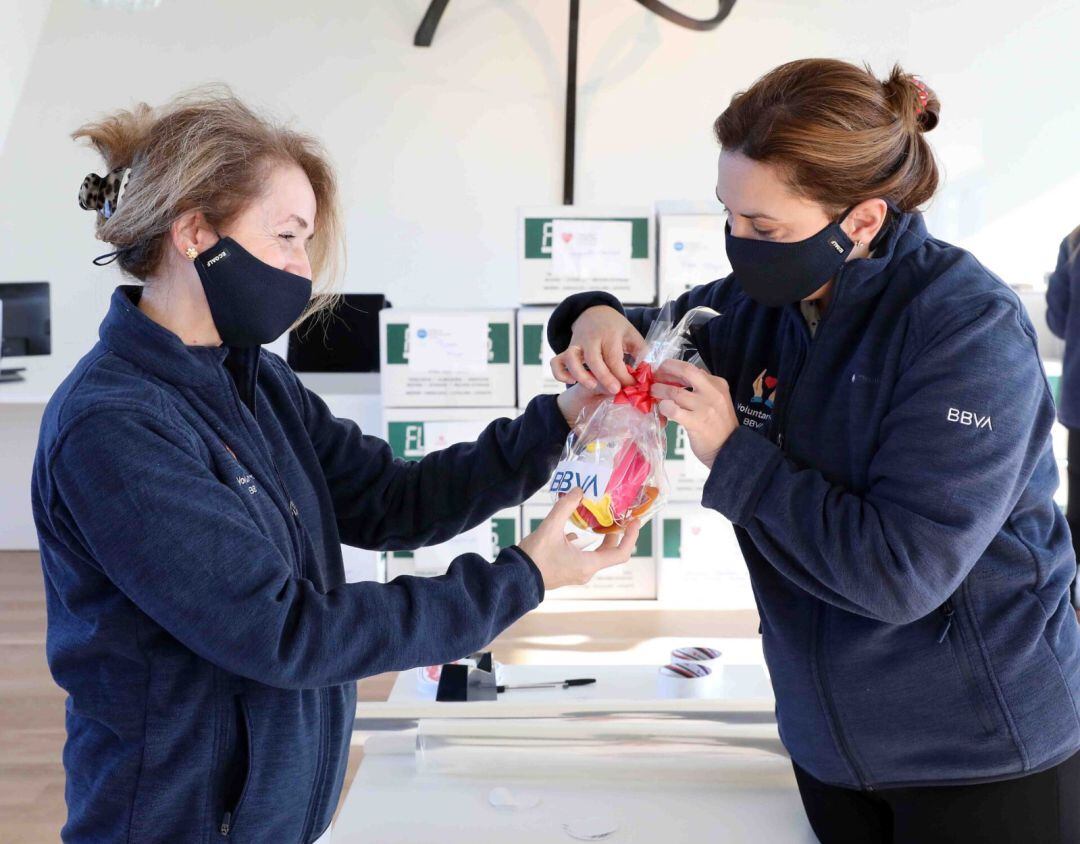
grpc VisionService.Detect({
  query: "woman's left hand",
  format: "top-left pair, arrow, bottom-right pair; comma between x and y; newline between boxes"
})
555,382 -> 609,429
650,359 -> 739,469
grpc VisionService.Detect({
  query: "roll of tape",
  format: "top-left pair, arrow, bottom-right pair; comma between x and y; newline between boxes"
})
671,646 -> 723,671
657,661 -> 716,698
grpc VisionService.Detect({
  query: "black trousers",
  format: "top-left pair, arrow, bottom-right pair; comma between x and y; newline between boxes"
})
1068,429 -> 1080,580
792,751 -> 1080,844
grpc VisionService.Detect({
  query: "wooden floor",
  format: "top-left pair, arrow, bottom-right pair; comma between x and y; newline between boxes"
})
0,550 -> 755,842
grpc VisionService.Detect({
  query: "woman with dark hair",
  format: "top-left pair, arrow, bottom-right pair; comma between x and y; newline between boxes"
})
34,90 -> 637,843
547,60 -> 1080,842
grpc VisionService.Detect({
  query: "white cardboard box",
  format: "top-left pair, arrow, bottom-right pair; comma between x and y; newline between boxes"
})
522,504 -> 658,600
379,309 -> 516,407
385,509 -> 521,579
382,406 -> 519,462
342,546 -> 384,583
657,212 -> 731,304
518,206 -> 656,305
663,419 -> 710,501
381,406 -> 523,578
658,504 -> 755,609
516,307 -> 562,403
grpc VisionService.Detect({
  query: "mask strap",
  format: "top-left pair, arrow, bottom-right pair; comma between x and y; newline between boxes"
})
92,247 -> 134,266
835,205 -> 857,225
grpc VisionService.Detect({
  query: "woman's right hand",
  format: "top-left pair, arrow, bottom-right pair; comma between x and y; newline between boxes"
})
518,490 -> 640,592
550,305 -> 647,394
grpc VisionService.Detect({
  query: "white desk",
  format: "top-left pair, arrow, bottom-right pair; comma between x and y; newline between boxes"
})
335,732 -> 815,844
339,651 -> 808,844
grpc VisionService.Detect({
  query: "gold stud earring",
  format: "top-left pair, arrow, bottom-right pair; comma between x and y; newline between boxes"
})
185,246 -> 198,260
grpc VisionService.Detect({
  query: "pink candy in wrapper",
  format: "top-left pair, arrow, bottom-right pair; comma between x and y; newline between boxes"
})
549,304 -> 719,536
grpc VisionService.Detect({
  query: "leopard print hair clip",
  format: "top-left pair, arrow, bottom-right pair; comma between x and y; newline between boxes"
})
79,166 -> 132,219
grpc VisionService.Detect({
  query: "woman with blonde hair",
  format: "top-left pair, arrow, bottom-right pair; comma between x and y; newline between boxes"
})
33,90 -> 637,843
548,59 -> 1080,842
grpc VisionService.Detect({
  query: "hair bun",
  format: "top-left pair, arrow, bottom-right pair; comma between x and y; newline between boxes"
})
881,66 -> 940,134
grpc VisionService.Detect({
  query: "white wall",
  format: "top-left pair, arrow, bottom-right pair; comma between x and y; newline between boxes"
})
0,0 -> 1078,393
0,0 -> 51,156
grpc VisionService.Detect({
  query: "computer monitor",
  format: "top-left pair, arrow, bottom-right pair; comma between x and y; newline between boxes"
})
0,282 -> 51,357
287,293 -> 388,373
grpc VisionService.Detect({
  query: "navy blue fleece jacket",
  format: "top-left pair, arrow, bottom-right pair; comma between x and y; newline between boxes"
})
33,286 -> 568,843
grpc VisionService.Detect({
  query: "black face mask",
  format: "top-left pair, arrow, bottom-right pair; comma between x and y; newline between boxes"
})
193,237 -> 312,347
725,208 -> 855,308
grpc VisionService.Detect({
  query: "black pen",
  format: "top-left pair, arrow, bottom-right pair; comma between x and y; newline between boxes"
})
496,678 -> 596,693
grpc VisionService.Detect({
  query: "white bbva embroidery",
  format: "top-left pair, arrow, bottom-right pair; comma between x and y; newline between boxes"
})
947,407 -> 993,430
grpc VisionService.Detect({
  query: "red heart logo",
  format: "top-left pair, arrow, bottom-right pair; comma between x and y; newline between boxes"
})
764,376 -> 778,389
691,526 -> 701,535
561,232 -> 573,243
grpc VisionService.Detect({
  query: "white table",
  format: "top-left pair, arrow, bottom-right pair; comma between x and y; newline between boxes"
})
336,652 -> 815,843
337,718 -> 812,843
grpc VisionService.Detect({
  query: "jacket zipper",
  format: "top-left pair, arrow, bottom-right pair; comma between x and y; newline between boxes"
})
778,271 -> 871,788
221,372 -> 306,573
218,697 -> 253,837
774,272 -> 843,448
221,368 -> 327,839
300,687 -> 331,843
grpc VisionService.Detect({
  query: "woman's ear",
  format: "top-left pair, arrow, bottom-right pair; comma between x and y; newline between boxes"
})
845,198 -> 889,250
170,211 -> 217,259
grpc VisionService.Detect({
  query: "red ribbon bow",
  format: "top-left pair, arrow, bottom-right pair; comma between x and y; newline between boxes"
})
613,362 -> 658,413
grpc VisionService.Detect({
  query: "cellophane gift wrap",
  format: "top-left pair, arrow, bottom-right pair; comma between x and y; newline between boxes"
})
549,304 -> 718,535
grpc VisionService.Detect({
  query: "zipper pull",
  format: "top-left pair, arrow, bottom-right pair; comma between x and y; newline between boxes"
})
220,811 -> 232,836
289,500 -> 299,517
937,601 -> 955,643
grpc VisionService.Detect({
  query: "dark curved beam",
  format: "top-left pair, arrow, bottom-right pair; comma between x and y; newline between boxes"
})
632,0 -> 737,31
414,0 -> 451,47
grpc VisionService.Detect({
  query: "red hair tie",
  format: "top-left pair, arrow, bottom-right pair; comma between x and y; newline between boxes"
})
912,77 -> 930,115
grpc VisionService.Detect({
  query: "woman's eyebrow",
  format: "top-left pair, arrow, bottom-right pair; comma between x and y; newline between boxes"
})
714,192 -> 777,221
279,214 -> 310,229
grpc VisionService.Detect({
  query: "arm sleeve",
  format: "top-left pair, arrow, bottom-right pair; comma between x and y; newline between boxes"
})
295,382 -> 568,551
700,297 -> 1054,624
47,408 -> 544,690
1045,234 -> 1075,339
546,278 -> 734,354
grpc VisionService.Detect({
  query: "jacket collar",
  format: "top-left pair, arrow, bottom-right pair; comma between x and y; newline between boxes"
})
830,210 -> 929,306
98,286 -> 229,388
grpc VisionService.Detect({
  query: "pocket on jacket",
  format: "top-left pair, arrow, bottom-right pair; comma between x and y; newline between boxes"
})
940,603 -> 997,736
218,695 -> 254,838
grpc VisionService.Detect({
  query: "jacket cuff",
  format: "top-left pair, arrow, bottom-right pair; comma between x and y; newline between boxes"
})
505,545 -> 545,604
547,292 -> 626,353
527,393 -> 571,442
701,426 -> 784,526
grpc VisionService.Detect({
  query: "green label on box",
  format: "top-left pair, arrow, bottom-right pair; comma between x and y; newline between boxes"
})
385,322 -> 510,365
522,323 -> 544,366
387,421 -> 425,461
488,323 -> 511,364
492,517 -> 517,552
662,518 -> 681,558
530,516 -> 653,557
665,420 -> 689,461
523,218 -> 649,260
